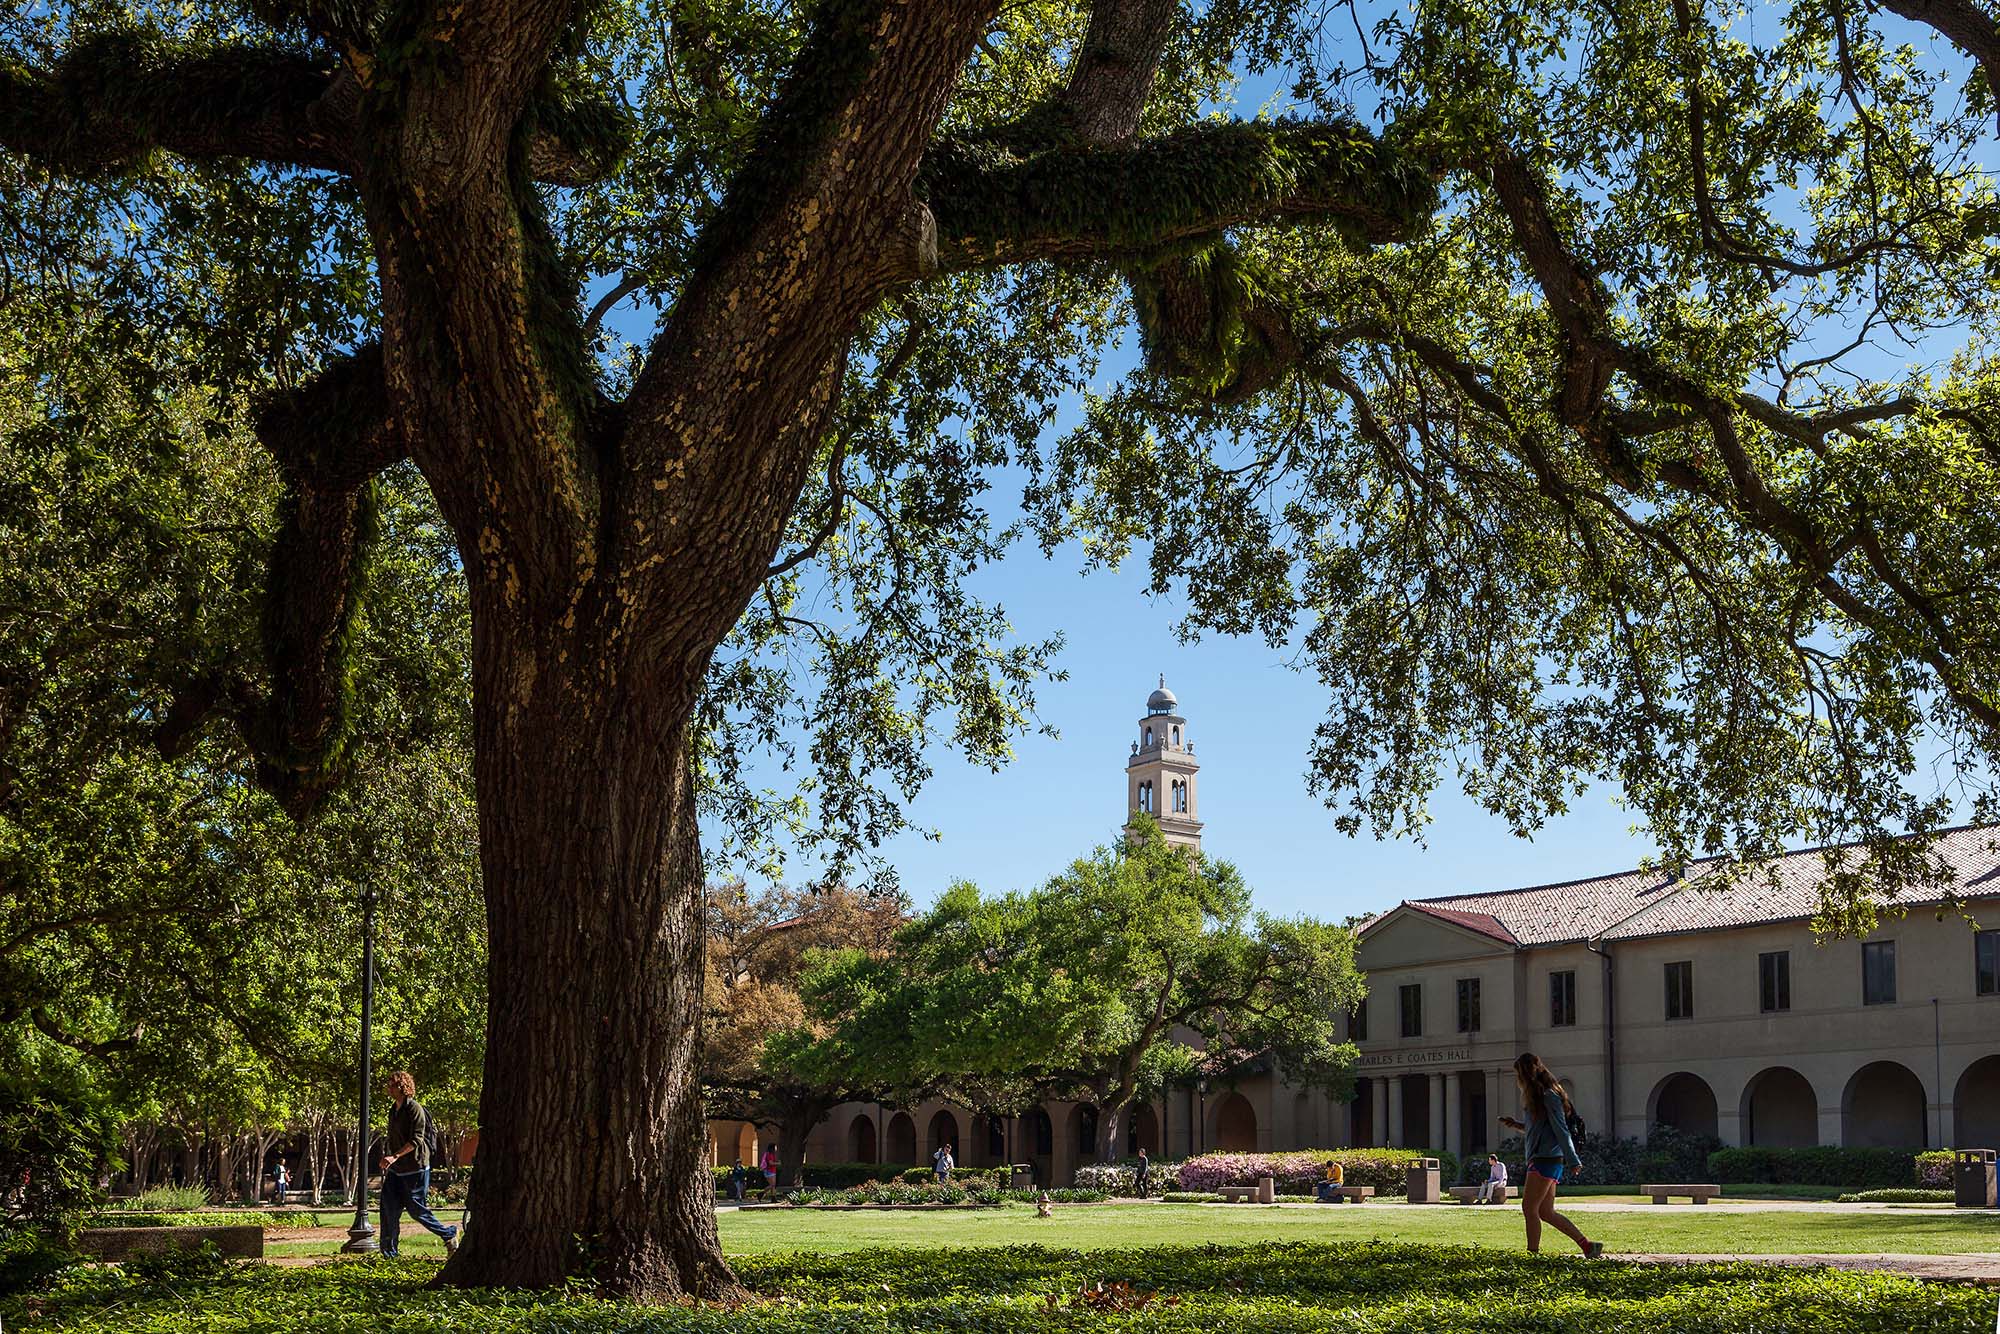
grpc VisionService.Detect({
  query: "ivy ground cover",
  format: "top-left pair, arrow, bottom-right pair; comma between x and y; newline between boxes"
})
8,1242 -> 1992,1333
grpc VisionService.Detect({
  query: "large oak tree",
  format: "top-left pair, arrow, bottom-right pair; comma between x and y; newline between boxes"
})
10,0 -> 2000,1302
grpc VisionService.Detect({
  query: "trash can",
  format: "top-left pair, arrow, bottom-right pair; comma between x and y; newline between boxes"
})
1955,1149 -> 1997,1208
1010,1164 -> 1035,1191
1406,1157 -> 1442,1204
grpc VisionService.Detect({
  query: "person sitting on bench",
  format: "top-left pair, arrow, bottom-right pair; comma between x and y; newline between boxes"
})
1477,1155 -> 1508,1203
1314,1160 -> 1346,1201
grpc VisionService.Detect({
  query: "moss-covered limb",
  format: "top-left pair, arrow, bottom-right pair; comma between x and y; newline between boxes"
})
1130,245 -> 1304,404
925,117 -> 1439,271
0,27 -> 628,185
255,343 -> 405,486
244,0 -> 380,48
0,32 -> 353,176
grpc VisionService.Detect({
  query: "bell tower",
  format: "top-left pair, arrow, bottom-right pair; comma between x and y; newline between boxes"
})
1126,676 -> 1202,851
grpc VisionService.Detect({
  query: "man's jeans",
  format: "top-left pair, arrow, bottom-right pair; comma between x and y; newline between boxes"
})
380,1167 -> 456,1256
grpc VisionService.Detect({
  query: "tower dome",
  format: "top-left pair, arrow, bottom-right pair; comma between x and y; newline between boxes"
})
1146,675 -> 1178,715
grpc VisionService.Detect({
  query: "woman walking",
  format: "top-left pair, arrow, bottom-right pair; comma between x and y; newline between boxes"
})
1498,1053 -> 1603,1258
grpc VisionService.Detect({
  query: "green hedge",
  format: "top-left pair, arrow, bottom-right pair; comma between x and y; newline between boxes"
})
1707,1147 -> 1920,1190
1835,1188 -> 1954,1203
711,1162 -> 920,1193
3,1239 -> 1989,1332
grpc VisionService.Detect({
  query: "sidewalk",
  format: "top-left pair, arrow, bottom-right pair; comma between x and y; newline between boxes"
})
1620,1252 -> 2000,1285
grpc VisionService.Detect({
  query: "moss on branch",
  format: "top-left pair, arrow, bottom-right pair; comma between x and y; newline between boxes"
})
923,115 -> 1439,265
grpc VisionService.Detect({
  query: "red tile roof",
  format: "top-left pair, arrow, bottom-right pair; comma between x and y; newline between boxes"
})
1367,825 -> 2000,948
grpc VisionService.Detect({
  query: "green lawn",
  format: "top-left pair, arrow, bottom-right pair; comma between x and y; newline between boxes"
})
11,1241 -> 1995,1333
259,1200 -> 2000,1259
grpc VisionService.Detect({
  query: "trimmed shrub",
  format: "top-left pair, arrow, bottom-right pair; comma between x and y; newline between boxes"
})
1162,1190 -> 1222,1202
106,1187 -> 212,1214
1913,1152 -> 1953,1188
710,1162 -> 920,1194
1175,1149 -> 1439,1197
1072,1161 -> 1178,1195
1835,1188 -> 1954,1203
1707,1146 -> 1917,1190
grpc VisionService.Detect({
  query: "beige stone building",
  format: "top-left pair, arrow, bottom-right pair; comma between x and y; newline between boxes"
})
712,681 -> 2000,1180
1348,828 -> 2000,1161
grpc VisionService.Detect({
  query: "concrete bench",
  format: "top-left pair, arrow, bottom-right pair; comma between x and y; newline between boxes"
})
1642,1184 -> 1721,1205
1218,1177 -> 1276,1204
1312,1186 -> 1375,1203
78,1224 -> 264,1261
1447,1184 -> 1509,1204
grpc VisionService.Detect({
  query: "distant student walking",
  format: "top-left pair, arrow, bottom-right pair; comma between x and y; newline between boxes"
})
729,1158 -> 747,1202
1498,1053 -> 1601,1257
933,1143 -> 955,1183
272,1161 -> 289,1206
376,1071 -> 459,1259
1132,1148 -> 1150,1196
760,1146 -> 780,1199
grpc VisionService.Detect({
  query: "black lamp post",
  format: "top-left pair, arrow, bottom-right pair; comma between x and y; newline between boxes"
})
341,885 -> 381,1254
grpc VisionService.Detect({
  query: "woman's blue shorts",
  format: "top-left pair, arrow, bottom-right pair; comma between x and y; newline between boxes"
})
1528,1159 -> 1565,1183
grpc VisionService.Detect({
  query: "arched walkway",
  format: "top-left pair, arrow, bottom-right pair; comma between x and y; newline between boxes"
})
885,1111 -> 916,1165
1740,1067 -> 1818,1148
927,1109 -> 961,1162
1026,1108 -> 1054,1184
1955,1056 -> 2000,1149
1066,1103 -> 1099,1164
1215,1092 -> 1258,1152
1648,1072 -> 1719,1138
1842,1061 -> 1927,1148
735,1123 -> 758,1166
1131,1104 -> 1160,1156
847,1113 -> 878,1163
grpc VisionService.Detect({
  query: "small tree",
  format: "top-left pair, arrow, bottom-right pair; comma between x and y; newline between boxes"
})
702,882 -> 906,1187
853,818 -> 1366,1164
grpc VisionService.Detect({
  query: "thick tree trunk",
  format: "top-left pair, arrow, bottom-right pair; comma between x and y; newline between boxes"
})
438,609 -> 730,1300
1098,1102 -> 1128,1166
776,1103 -> 825,1193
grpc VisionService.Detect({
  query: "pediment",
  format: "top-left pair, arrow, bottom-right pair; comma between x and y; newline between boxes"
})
1357,906 -> 1516,969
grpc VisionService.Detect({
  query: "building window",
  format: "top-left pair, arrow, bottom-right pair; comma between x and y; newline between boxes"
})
1456,978 -> 1481,1033
1171,780 -> 1187,813
1144,726 -> 1153,748
1549,970 -> 1576,1028
1352,1000 -> 1368,1042
1664,960 -> 1694,1020
1137,781 -> 1152,813
1759,950 -> 1791,1013
1862,940 -> 1897,1005
1399,984 -> 1423,1037
1979,930 -> 2000,996
1172,725 -> 1181,747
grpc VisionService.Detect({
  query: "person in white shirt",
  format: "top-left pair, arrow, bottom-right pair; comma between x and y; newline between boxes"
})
1477,1154 -> 1508,1203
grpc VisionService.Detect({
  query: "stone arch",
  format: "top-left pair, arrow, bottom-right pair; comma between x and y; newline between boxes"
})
885,1111 -> 917,1165
1215,1092 -> 1258,1152
1740,1067 -> 1818,1148
1647,1071 -> 1719,1138
1955,1055 -> 2000,1149
1026,1107 -> 1054,1184
1066,1102 -> 1099,1164
926,1109 -> 961,1162
847,1113 -> 878,1163
1842,1061 -> 1928,1148
735,1123 -> 758,1166
1131,1104 -> 1160,1156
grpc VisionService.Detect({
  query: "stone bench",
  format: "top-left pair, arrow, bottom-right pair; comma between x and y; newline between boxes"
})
1218,1177 -> 1276,1204
1447,1184 -> 1509,1204
78,1225 -> 264,1262
1311,1185 -> 1375,1203
1642,1184 -> 1721,1205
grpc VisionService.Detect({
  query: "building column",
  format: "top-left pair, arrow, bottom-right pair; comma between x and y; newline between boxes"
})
1387,1077 -> 1406,1148
1428,1075 -> 1446,1152
1488,1068 -> 1510,1152
1335,1092 -> 1353,1148
1933,1100 -> 1953,1151
1716,1108 -> 1743,1148
1373,1079 -> 1390,1148
1817,1106 -> 1842,1148
1444,1073 -> 1463,1159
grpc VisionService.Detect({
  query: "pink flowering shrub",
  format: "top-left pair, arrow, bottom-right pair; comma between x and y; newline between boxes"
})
1175,1149 -> 1436,1196
1915,1152 -> 1955,1188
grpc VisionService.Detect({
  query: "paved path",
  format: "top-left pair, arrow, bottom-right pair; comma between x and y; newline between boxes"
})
1198,1197 -> 1999,1215
1620,1252 -> 2000,1285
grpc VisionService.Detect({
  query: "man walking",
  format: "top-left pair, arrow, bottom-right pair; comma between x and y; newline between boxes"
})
1132,1148 -> 1151,1196
377,1070 -> 459,1258
272,1160 -> 289,1206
